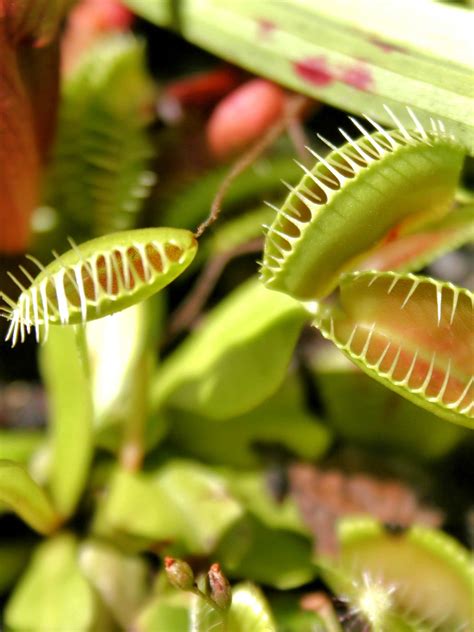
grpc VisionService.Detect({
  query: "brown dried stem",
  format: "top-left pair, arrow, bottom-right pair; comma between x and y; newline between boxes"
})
194,93 -> 310,238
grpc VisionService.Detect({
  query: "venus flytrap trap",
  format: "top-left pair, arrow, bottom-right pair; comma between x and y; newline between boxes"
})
1,227 -> 197,347
260,109 -> 465,300
260,108 -> 473,428
319,517 -> 474,632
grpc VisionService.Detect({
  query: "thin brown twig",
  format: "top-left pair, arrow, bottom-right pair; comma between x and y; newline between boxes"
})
167,237 -> 264,340
194,94 -> 311,238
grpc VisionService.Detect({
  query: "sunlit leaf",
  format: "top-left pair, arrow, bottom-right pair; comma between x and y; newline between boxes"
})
321,517 -> 474,632
5,533 -> 111,632
39,326 -> 94,517
79,540 -> 149,629
227,583 -> 277,632
314,271 -> 473,427
101,461 -> 243,554
0,460 -> 58,534
87,298 -> 162,461
190,590 -> 226,632
0,430 -> 44,464
136,600 -> 189,632
153,278 -> 308,419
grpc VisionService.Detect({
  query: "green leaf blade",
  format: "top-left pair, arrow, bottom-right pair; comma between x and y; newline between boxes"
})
39,326 -> 94,518
153,279 -> 308,419
0,460 -> 58,535
5,533 -> 106,631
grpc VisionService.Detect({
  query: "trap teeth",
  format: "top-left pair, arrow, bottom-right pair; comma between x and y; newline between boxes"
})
3,228 -> 198,346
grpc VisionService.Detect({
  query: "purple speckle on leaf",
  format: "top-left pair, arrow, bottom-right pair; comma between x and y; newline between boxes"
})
369,36 -> 405,54
257,18 -> 276,38
340,64 -> 373,91
293,57 -> 334,87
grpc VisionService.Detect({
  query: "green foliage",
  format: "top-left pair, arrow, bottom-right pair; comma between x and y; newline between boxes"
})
0,461 -> 58,535
5,533 -> 107,631
39,325 -> 94,517
153,279 -> 308,419
312,347 -> 467,460
167,375 -> 330,467
97,462 -> 243,554
45,34 -> 156,237
79,540 -> 149,629
190,581 -> 277,632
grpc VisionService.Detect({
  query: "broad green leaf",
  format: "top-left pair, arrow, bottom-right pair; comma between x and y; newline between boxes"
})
0,430 -> 43,464
314,271 -> 473,427
227,583 -> 277,632
79,540 -> 149,629
87,298 -> 162,457
321,517 -> 474,632
5,533 -> 105,632
136,601 -> 189,632
39,325 -> 94,517
153,278 -> 308,419
312,346 -> 467,460
167,375 -> 329,468
124,0 -> 474,153
190,581 -> 276,632
219,469 -> 308,535
217,515 -> 315,590
45,33 -> 156,237
168,394 -> 329,468
358,204 -> 474,273
101,461 -> 243,554
0,460 -> 58,534
191,591 -> 226,632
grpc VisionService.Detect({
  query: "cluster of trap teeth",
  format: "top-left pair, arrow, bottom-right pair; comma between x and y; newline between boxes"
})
318,273 -> 473,419
0,238 -> 184,347
259,105 -> 456,287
